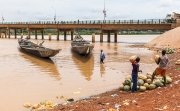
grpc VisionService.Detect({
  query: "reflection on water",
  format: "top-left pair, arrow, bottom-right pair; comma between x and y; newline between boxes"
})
19,49 -> 61,80
114,43 -> 118,51
100,64 -> 105,77
71,51 -> 94,81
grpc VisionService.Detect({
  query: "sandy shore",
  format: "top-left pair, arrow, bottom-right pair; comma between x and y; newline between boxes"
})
50,50 -> 180,111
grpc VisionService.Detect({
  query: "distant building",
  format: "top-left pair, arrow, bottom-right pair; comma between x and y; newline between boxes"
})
171,12 -> 180,19
165,12 -> 180,23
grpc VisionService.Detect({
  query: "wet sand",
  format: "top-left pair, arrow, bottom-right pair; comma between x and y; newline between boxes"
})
0,35 -> 158,111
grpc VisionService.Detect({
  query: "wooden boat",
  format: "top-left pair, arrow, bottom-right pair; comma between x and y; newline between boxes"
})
71,35 -> 94,55
18,38 -> 61,58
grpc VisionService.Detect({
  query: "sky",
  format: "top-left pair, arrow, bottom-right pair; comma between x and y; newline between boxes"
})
0,0 -> 180,22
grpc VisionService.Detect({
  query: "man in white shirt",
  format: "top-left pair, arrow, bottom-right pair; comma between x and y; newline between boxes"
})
100,50 -> 105,64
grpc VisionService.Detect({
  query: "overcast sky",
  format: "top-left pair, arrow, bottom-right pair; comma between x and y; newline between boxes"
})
0,0 -> 180,22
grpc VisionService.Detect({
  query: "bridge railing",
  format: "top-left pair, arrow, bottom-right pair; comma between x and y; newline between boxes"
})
0,19 -> 171,25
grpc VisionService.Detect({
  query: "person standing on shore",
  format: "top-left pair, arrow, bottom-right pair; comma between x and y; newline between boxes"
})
100,50 -> 105,64
131,56 -> 142,92
151,49 -> 169,86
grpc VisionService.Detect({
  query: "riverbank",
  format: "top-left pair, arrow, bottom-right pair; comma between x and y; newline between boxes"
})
52,51 -> 180,111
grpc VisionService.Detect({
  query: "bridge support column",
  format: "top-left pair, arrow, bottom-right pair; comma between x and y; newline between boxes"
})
41,30 -> 44,40
107,31 -> 110,43
57,29 -> 59,41
71,31 -> 74,40
21,29 -> 23,38
8,28 -> 10,38
48,33 -> 51,41
114,32 -> 117,43
35,30 -> 37,39
100,33 -> 103,43
5,30 -> 7,38
64,31 -> 67,41
0,30 -> 2,38
0,30 -> 3,38
28,28 -> 31,39
14,29 -> 17,39
92,33 -> 95,43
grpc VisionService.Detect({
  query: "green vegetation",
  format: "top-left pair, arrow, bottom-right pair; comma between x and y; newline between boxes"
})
120,30 -> 165,35
9,29 -> 166,35
75,29 -> 100,35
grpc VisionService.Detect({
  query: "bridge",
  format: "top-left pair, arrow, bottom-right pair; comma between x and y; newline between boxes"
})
0,19 -> 178,42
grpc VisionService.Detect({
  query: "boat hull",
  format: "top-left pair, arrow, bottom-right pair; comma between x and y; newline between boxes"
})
20,47 -> 60,58
72,45 -> 94,55
18,39 -> 60,58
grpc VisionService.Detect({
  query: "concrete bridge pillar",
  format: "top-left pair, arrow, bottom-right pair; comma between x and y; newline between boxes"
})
71,31 -> 74,40
48,33 -> 51,41
64,31 -> 67,41
34,29 -> 37,39
41,29 -> 44,40
21,29 -> 23,38
14,29 -> 17,39
0,30 -> 3,38
5,30 -> 7,38
57,29 -> 59,41
8,28 -> 10,38
35,30 -> 37,39
114,32 -> 117,43
0,31 -> 1,38
92,33 -> 95,43
107,31 -> 110,43
28,28 -> 31,39
100,33 -> 103,43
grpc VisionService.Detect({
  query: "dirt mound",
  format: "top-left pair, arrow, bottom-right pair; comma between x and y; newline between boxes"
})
146,27 -> 180,48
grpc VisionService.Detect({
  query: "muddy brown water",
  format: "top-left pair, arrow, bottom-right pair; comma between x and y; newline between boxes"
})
0,35 -> 158,111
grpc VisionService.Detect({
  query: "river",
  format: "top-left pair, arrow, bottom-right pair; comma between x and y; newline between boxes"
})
0,34 -> 158,111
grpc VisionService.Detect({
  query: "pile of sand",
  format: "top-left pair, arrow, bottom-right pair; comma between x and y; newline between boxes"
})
146,27 -> 180,48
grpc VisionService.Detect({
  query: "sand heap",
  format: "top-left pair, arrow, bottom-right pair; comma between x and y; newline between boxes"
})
146,27 -> 180,48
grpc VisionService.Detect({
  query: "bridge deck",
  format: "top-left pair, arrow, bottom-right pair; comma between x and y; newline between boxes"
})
0,19 -> 174,42
0,19 -> 172,30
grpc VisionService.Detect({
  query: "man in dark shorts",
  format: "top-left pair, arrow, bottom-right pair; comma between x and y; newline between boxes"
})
152,50 -> 169,86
